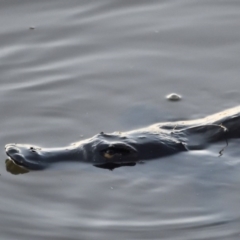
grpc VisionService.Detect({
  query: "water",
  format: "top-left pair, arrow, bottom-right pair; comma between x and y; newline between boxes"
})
1,0 -> 240,239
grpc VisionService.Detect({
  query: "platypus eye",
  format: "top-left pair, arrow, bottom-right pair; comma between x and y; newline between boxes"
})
101,143 -> 137,160
102,147 -> 128,159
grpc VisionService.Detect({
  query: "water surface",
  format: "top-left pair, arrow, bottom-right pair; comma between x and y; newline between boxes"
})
1,0 -> 240,239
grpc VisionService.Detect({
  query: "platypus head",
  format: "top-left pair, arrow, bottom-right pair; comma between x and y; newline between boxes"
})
5,132 -> 139,170
5,130 -> 185,171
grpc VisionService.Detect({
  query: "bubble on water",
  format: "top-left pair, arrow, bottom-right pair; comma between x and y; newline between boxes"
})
166,93 -> 182,101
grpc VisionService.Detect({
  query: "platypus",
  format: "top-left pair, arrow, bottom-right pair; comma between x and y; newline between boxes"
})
5,106 -> 240,171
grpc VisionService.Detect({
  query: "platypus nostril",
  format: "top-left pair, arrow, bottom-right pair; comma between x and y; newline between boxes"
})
30,147 -> 36,153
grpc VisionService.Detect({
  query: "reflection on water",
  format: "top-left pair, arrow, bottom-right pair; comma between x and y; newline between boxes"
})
5,159 -> 29,175
5,157 -> 137,175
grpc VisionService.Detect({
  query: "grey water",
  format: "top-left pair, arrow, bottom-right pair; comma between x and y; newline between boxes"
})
1,0 -> 240,239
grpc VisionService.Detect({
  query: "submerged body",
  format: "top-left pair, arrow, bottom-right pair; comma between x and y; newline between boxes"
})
5,106 -> 240,170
